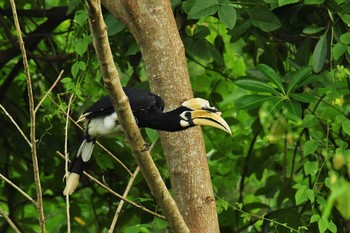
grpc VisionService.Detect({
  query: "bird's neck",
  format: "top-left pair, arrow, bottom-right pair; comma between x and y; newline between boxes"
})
137,107 -> 190,132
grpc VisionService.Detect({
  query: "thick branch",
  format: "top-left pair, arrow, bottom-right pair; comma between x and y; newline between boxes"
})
86,1 -> 189,232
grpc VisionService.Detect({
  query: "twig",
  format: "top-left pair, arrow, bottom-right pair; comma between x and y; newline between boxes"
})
34,70 -> 64,113
109,141 -> 156,232
64,95 -> 74,233
9,0 -> 45,232
0,174 -> 36,205
108,166 -> 140,233
56,151 -> 165,219
47,95 -> 133,175
87,1 -> 189,232
0,104 -> 31,147
0,206 -> 21,233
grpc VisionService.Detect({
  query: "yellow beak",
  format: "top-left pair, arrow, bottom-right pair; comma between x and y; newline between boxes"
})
191,110 -> 232,135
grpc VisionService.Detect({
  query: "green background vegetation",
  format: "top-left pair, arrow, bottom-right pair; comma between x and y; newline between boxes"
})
1,0 -> 350,232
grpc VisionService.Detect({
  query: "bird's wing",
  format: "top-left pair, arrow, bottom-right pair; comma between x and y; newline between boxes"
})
83,87 -> 164,119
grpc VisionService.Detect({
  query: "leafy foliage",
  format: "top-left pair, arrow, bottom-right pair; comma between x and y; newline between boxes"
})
1,0 -> 350,232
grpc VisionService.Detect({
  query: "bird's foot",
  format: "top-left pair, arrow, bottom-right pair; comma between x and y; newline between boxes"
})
141,143 -> 150,152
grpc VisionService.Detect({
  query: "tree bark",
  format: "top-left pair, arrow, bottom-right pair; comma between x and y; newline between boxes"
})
86,1 -> 189,232
101,1 -> 220,232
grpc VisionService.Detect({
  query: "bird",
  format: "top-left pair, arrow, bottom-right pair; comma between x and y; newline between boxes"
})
63,87 -> 231,195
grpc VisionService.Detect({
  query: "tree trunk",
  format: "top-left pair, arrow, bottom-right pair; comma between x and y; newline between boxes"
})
101,1 -> 220,232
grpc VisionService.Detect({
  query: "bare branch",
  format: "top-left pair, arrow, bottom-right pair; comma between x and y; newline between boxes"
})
0,206 -> 21,233
9,0 -> 45,231
56,151 -> 165,219
0,104 -> 31,147
34,70 -> 64,113
0,174 -> 36,205
64,95 -> 74,233
109,166 -> 140,233
86,0 -> 189,232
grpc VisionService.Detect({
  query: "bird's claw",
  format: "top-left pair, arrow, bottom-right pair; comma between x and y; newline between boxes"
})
141,143 -> 150,152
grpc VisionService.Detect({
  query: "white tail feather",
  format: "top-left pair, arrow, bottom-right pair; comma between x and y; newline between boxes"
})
63,173 -> 80,195
77,139 -> 95,162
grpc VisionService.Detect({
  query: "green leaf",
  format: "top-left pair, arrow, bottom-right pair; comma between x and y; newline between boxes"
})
236,78 -> 280,94
236,95 -> 278,110
192,26 -> 211,39
218,5 -> 237,29
302,114 -> 317,128
290,93 -> 315,103
340,32 -> 350,44
318,217 -> 328,233
333,43 -> 347,60
303,26 -> 325,35
342,121 -> 350,135
285,99 -> 302,121
328,220 -> 337,233
340,14 -> 350,25
74,10 -> 87,27
278,0 -> 299,6
186,0 -> 219,19
257,64 -> 285,93
307,189 -> 315,203
304,139 -> 318,155
304,161 -> 318,175
247,7 -> 281,32
295,188 -> 308,205
287,67 -> 313,94
312,34 -> 328,73
126,42 -> 140,56
304,0 -> 325,4
105,14 -> 125,36
77,61 -> 86,71
71,62 -> 79,78
310,214 -> 320,223
145,128 -> 158,143
184,38 -> 223,64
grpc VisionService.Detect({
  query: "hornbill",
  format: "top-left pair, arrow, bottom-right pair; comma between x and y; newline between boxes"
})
63,87 -> 231,195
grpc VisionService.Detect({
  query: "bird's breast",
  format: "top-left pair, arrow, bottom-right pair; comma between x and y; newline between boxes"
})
87,112 -> 122,137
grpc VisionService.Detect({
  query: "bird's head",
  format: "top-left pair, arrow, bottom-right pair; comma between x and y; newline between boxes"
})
180,98 -> 232,135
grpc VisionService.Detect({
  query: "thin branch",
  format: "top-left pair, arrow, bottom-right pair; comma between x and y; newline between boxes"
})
0,104 -> 31,147
56,151 -> 165,219
47,95 -> 133,175
0,174 -> 36,205
0,206 -> 21,233
64,95 -> 74,233
109,138 -> 156,232
9,0 -> 45,232
108,166 -> 140,233
87,0 -> 189,232
34,70 -> 64,113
